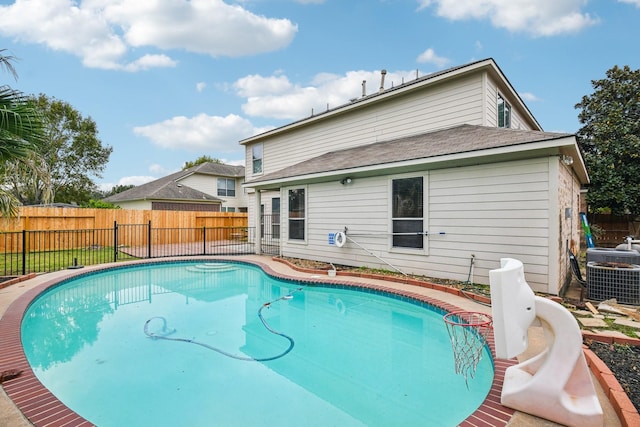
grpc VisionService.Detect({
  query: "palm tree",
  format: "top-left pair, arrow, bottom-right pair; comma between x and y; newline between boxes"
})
0,49 -> 44,216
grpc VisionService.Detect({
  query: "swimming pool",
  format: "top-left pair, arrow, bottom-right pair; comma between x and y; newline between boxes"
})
18,260 -> 496,426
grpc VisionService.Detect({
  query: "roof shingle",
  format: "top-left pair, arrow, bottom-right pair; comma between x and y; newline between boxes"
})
245,124 -> 573,185
104,162 -> 243,203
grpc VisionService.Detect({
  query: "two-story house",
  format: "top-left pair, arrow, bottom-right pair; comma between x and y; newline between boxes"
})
241,58 -> 588,294
104,162 -> 248,212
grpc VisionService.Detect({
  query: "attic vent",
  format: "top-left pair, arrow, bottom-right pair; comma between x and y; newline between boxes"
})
379,69 -> 387,93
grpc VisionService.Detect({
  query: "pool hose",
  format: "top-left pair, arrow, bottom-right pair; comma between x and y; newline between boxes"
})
143,287 -> 304,362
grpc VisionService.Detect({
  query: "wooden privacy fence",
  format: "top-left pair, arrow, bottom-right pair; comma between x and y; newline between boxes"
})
588,214 -> 640,248
0,207 -> 248,252
0,207 -> 267,276
3,206 -> 248,231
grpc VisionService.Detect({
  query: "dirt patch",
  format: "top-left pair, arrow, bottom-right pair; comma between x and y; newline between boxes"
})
276,256 -> 473,287
587,340 -> 640,412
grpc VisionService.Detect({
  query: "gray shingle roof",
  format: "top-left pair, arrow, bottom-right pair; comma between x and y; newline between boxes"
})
186,162 -> 245,178
245,124 -> 573,185
104,162 -> 244,203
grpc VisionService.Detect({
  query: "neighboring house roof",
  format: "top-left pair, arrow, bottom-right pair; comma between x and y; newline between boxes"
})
179,162 -> 245,179
244,124 -> 588,189
240,58 -> 541,145
104,162 -> 244,203
104,180 -> 221,203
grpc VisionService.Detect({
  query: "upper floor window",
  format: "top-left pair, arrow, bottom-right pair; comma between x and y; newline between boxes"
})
392,177 -> 424,249
217,178 -> 236,197
498,94 -> 511,128
252,144 -> 263,174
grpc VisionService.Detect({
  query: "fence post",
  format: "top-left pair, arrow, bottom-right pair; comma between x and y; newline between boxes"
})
113,221 -> 118,262
147,220 -> 152,258
22,230 -> 26,276
203,226 -> 206,255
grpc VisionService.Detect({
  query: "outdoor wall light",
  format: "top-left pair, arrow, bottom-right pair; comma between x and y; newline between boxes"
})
340,177 -> 353,185
561,155 -> 574,166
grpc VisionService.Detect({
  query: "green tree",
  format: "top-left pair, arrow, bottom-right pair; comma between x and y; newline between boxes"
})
82,199 -> 120,209
5,94 -> 112,205
182,155 -> 222,170
2,149 -> 53,205
105,184 -> 135,196
0,49 -> 45,215
576,65 -> 640,216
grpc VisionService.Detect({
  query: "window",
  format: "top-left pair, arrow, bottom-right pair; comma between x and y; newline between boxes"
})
498,94 -> 511,128
252,144 -> 263,174
217,178 -> 235,197
288,189 -> 305,240
392,177 -> 424,249
272,197 -> 281,239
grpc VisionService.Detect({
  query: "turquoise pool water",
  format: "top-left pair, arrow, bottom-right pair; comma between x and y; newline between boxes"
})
21,261 -> 493,426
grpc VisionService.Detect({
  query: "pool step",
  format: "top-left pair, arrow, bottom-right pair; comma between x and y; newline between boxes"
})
186,263 -> 237,273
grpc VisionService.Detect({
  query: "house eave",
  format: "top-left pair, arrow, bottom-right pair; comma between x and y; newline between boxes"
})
148,198 -> 223,204
243,136 -> 586,190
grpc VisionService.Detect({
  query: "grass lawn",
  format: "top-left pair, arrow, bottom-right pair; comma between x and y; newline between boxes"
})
0,247 -> 139,275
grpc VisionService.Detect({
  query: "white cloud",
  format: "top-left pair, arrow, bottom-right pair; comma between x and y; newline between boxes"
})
0,0 -> 297,71
234,74 -> 294,97
196,82 -> 207,93
118,175 -> 157,186
417,0 -> 599,36
221,158 -> 246,166
519,92 -> 540,102
98,175 -> 156,192
133,113 -> 266,151
122,54 -> 177,72
234,69 -> 427,120
416,48 -> 450,68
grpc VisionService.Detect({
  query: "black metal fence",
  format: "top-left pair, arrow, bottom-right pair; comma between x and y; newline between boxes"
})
0,221 -> 280,276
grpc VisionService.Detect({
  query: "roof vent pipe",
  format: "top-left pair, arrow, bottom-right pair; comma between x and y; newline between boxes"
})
379,69 -> 387,92
362,80 -> 366,97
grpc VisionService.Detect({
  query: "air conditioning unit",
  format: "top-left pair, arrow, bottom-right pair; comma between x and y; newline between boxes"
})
587,262 -> 640,305
586,248 -> 640,265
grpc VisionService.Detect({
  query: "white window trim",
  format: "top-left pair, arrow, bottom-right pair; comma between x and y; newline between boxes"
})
217,178 -> 236,198
286,185 -> 307,245
497,93 -> 511,129
388,173 -> 429,255
252,143 -> 264,176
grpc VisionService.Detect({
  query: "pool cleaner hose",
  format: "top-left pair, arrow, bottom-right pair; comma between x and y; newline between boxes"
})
143,287 -> 304,362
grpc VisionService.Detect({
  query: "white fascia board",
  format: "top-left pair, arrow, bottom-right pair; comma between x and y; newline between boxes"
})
243,136 -> 579,190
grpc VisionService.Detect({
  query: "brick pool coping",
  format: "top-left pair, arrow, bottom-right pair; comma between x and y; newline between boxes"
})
0,256 -> 630,426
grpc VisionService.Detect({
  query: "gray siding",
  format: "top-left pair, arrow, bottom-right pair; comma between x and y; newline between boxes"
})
249,73 -> 486,179
280,158 -> 552,292
485,78 -> 534,131
427,159 -> 551,289
180,174 -> 248,210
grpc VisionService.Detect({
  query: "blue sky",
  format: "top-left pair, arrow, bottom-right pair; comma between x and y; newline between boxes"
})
1,0 -> 639,191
